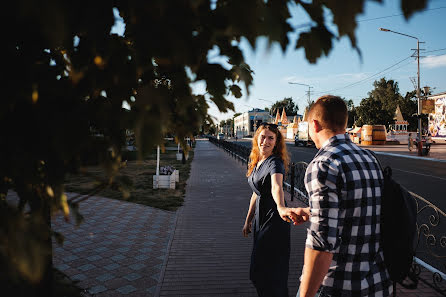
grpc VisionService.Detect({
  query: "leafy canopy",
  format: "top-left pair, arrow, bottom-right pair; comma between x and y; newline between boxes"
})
355,78 -> 418,128
272,97 -> 299,116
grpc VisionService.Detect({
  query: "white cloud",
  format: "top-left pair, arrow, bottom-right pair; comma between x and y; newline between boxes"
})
422,55 -> 446,69
282,72 -> 371,85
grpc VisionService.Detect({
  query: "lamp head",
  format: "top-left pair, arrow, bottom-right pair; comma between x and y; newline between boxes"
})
379,27 -> 390,32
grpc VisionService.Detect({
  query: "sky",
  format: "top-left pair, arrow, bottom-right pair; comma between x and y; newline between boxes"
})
112,0 -> 446,123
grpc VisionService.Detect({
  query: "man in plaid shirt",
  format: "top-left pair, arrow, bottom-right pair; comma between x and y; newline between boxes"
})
294,96 -> 392,297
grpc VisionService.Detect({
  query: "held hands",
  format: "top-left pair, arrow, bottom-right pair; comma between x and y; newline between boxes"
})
277,206 -> 310,225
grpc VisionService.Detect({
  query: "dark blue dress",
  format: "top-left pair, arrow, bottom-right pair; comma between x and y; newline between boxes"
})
248,155 -> 290,297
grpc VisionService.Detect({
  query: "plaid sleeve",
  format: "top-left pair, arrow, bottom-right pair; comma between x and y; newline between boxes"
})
305,159 -> 342,252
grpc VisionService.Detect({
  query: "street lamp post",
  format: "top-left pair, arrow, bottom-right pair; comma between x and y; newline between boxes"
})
288,82 -> 313,107
379,27 -> 424,155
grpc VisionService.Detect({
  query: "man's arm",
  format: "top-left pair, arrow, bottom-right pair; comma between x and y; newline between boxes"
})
298,248 -> 333,297
300,159 -> 341,296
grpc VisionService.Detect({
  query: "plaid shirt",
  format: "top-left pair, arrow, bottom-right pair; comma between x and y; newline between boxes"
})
304,134 -> 392,297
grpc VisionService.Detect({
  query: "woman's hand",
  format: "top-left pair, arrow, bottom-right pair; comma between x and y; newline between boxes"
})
277,205 -> 295,223
289,207 -> 310,225
278,206 -> 310,225
242,220 -> 252,237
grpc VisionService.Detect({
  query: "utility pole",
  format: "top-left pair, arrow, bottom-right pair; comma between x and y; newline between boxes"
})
379,27 -> 424,155
288,82 -> 313,107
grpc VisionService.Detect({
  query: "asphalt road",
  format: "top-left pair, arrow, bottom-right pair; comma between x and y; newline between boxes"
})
232,139 -> 446,212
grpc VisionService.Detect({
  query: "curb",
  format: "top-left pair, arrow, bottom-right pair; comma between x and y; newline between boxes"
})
154,203 -> 182,297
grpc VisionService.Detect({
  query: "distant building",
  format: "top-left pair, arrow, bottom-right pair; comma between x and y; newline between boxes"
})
234,108 -> 271,137
287,115 -> 301,139
273,108 -> 294,126
387,105 -> 409,144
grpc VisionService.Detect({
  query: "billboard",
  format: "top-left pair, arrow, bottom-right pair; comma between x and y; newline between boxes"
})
421,99 -> 435,114
428,95 -> 446,138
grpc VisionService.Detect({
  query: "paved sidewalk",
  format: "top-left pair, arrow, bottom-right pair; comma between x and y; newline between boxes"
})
5,190 -> 177,297
158,139 -> 308,297
52,197 -> 177,296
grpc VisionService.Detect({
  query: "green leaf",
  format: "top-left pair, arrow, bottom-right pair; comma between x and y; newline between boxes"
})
296,26 -> 334,64
196,63 -> 231,98
230,63 -> 254,95
229,85 -> 242,98
400,0 -> 428,19
300,2 -> 325,25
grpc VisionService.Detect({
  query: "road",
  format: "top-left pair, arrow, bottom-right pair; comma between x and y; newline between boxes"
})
231,139 -> 446,212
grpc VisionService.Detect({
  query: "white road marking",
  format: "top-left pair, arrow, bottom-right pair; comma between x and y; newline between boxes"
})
392,168 -> 446,181
373,151 -> 446,163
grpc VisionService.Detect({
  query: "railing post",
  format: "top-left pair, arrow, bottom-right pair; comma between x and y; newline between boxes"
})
290,163 -> 295,201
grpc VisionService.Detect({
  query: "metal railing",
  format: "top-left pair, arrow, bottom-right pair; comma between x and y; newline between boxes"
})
410,191 -> 446,295
208,136 -> 446,295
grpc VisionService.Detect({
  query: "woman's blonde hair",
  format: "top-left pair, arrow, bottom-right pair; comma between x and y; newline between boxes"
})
246,123 -> 290,177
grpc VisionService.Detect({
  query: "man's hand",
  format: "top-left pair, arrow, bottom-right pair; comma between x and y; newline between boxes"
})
277,206 -> 310,224
288,207 -> 311,225
242,221 -> 252,237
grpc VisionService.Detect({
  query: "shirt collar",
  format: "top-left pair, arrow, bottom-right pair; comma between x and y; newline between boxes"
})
317,133 -> 350,154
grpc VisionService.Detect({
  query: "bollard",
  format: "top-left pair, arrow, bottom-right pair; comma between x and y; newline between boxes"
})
290,163 -> 295,201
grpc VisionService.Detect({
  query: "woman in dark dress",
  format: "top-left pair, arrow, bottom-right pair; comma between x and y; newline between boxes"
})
243,123 -> 304,297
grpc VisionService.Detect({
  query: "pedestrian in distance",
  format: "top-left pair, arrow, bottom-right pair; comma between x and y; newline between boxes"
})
243,122 -> 309,297
408,132 -> 413,151
292,95 -> 392,297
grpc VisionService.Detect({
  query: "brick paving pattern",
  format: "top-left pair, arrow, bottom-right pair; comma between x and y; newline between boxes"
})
51,197 -> 177,297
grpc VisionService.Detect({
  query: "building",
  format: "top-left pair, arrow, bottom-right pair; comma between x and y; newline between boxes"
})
273,108 -> 302,139
287,115 -> 301,139
386,105 -> 410,144
234,108 -> 271,137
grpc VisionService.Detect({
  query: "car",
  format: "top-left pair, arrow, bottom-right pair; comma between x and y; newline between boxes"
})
217,133 -> 225,140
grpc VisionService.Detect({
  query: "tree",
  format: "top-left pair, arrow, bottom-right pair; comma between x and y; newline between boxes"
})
400,91 -> 418,130
356,78 -> 404,127
344,99 -> 357,127
356,96 -> 391,126
271,97 -> 299,116
1,1 -> 429,296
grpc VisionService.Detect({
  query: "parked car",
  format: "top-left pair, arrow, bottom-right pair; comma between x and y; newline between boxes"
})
217,133 -> 225,140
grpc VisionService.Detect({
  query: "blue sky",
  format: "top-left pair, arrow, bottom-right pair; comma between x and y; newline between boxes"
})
112,1 -> 446,123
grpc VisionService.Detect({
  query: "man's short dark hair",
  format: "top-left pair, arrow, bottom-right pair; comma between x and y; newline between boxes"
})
308,95 -> 348,131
